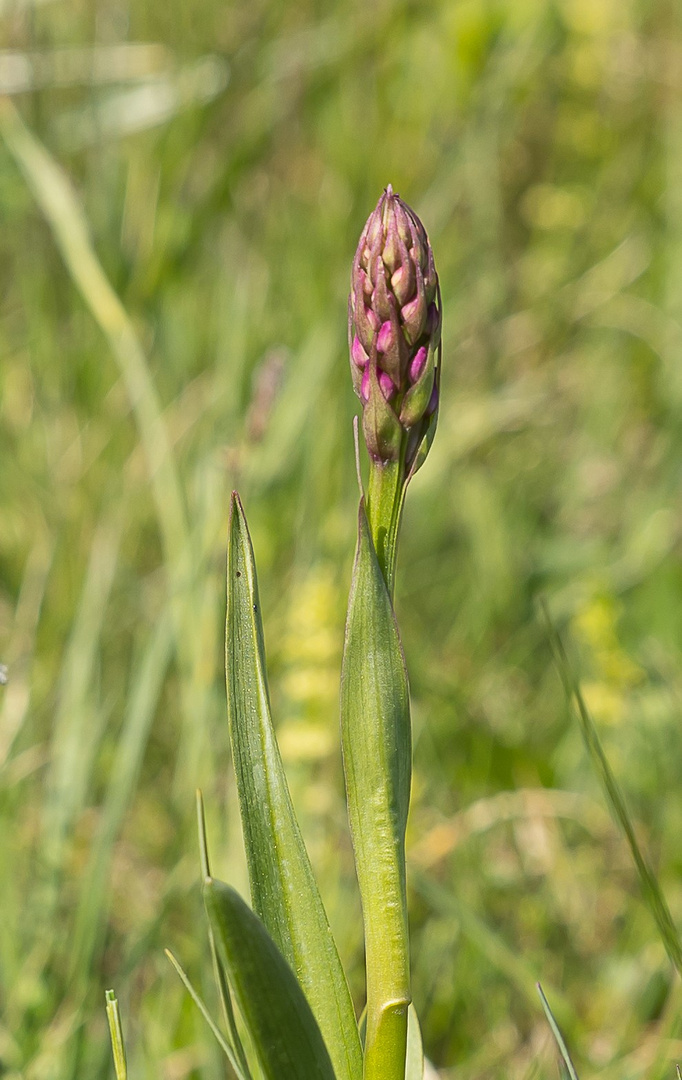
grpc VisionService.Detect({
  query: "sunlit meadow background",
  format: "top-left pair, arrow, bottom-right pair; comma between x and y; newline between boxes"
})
2,0 -> 682,1076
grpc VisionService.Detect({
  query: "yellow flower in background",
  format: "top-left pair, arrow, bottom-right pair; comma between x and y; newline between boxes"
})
278,564 -> 342,762
572,594 -> 644,725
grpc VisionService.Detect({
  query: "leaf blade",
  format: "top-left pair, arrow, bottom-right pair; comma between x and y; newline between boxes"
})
205,878 -> 336,1080
225,493 -> 362,1080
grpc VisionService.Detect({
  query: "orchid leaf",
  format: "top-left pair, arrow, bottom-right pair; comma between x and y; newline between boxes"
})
204,878 -> 336,1080
225,493 -> 361,1080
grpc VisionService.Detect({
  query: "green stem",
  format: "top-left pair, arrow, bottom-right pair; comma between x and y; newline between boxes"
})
366,456 -> 406,598
362,449 -> 411,1080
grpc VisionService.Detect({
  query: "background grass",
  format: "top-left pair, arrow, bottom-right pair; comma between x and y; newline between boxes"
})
2,0 -> 682,1076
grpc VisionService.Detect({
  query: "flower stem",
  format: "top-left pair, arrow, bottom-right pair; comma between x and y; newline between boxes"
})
366,456 -> 406,599
362,451 -> 411,1080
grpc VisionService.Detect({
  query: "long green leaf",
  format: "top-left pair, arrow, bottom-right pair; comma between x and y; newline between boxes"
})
225,493 -> 362,1080
340,500 -> 411,1080
204,878 -> 336,1080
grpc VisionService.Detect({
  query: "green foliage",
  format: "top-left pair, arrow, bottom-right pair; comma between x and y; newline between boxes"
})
226,493 -> 361,1080
341,501 -> 411,1078
105,991 -> 128,1080
204,878 -> 336,1080
537,985 -> 579,1080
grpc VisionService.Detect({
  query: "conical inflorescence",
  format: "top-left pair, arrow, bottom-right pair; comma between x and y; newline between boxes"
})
349,185 -> 441,472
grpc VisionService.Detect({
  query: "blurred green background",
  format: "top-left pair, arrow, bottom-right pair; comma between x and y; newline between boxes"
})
2,0 -> 682,1076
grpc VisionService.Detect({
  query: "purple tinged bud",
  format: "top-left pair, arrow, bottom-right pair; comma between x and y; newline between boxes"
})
372,258 -> 393,322
379,370 -> 396,400
361,368 -> 370,401
409,346 -> 428,383
400,272 -> 427,345
391,261 -> 415,307
382,218 -> 401,273
401,296 -> 426,345
377,321 -> 393,353
352,335 -> 369,368
349,184 -> 442,468
361,365 -> 396,403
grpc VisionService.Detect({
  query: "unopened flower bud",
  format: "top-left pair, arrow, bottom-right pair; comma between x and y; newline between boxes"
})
409,346 -> 428,384
351,335 -> 368,369
349,185 -> 441,469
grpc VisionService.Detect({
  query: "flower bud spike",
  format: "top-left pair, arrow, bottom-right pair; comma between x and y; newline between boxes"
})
349,186 -> 441,466
349,186 -> 442,590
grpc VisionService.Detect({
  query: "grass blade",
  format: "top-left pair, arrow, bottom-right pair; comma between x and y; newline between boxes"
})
544,609 -> 682,976
226,492 -> 362,1080
537,984 -> 579,1080
196,790 -> 250,1078
204,877 -> 336,1080
70,614 -> 174,984
165,948 -> 250,1080
105,990 -> 127,1080
0,97 -> 187,572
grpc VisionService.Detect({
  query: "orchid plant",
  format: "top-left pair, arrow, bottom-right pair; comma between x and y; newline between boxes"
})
108,186 -> 442,1080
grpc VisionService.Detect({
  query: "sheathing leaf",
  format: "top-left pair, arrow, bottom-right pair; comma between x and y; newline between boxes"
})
205,879 -> 336,1080
340,501 -> 411,1077
226,493 -> 361,1080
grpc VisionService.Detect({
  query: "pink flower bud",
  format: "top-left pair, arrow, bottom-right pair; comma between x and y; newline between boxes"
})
391,260 -> 415,307
379,370 -> 396,400
351,335 -> 369,368
361,366 -> 396,403
377,321 -> 394,354
361,368 -> 370,402
409,346 -> 428,383
400,285 -> 427,346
